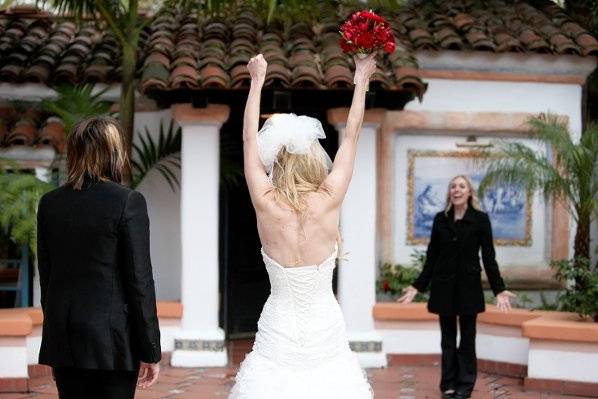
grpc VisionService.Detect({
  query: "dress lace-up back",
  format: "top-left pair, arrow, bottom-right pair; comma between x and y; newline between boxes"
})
229,245 -> 373,398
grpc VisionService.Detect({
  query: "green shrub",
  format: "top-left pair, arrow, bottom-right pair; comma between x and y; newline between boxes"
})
552,257 -> 598,321
376,250 -> 428,302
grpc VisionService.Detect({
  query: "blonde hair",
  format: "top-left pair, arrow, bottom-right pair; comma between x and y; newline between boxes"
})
66,116 -> 129,190
444,175 -> 483,215
270,143 -> 330,218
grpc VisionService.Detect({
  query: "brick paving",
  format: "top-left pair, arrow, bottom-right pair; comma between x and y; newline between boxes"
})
0,364 -> 584,399
0,340 -> 584,398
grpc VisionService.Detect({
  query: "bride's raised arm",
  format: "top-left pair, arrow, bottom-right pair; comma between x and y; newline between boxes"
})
243,54 -> 270,208
322,53 -> 376,205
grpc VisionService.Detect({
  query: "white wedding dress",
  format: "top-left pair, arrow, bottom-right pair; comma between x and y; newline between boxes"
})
229,245 -> 373,399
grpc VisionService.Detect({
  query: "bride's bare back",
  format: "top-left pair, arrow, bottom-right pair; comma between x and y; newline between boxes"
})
243,54 -> 376,268
256,190 -> 339,267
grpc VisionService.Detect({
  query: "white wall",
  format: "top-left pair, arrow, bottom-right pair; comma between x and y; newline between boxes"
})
405,79 -> 583,140
393,134 -> 549,268
134,110 -> 182,301
402,77 -> 585,263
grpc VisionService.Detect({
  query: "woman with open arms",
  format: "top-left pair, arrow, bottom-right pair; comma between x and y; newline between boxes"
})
228,53 -> 376,399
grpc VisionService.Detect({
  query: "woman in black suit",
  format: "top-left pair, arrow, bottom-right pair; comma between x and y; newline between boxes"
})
37,116 -> 161,399
399,175 -> 515,399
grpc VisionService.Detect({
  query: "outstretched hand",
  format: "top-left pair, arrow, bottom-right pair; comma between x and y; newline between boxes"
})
496,290 -> 516,313
247,54 -> 267,83
353,53 -> 376,86
397,285 -> 418,305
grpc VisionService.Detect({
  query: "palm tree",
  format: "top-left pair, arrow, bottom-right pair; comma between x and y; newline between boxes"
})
479,114 -> 598,264
41,84 -> 112,134
49,0 -> 153,183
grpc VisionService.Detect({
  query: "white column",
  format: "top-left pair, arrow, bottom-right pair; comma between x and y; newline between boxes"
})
332,112 -> 387,368
170,104 -> 229,367
33,167 -> 52,308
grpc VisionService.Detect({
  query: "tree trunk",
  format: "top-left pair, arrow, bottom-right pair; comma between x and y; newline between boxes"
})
573,217 -> 591,291
120,43 -> 136,186
574,218 -> 591,260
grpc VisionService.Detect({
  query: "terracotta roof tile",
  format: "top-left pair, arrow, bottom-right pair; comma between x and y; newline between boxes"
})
0,0 -> 596,100
0,102 -> 65,152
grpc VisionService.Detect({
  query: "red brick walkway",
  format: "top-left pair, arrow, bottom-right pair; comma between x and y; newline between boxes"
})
0,340 -> 583,398
0,364 -> 582,399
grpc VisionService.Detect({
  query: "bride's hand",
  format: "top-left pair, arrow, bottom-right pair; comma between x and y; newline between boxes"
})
353,53 -> 376,86
247,54 -> 267,83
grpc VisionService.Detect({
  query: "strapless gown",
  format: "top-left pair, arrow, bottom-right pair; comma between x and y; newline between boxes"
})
228,246 -> 373,398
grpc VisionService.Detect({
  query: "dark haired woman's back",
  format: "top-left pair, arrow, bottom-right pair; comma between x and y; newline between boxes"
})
37,179 -> 161,397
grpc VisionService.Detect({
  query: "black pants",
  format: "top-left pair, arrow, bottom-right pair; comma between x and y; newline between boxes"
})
53,367 -> 138,399
439,314 -> 477,394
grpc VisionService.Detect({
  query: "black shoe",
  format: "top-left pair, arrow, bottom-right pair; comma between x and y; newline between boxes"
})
454,392 -> 471,399
441,389 -> 455,398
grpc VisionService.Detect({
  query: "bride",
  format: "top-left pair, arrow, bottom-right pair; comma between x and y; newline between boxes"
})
228,53 -> 376,399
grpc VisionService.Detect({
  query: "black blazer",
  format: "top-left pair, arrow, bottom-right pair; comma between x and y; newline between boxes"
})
412,207 -> 506,315
37,180 -> 161,370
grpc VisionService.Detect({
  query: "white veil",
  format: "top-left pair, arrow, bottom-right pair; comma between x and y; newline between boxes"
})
257,113 -> 332,176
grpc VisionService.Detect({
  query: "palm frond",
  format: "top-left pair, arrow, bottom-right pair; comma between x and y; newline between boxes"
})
0,172 -> 53,255
131,119 -> 182,190
41,84 -> 113,134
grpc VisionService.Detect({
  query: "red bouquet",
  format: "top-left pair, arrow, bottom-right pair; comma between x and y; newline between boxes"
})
340,10 -> 396,55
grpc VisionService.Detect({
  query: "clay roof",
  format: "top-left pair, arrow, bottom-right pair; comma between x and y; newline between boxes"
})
0,1 -> 595,101
399,0 -> 598,56
0,102 -> 64,152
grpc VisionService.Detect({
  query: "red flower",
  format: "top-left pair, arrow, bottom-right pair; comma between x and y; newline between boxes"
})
339,9 -> 396,55
384,41 -> 396,53
383,280 -> 390,292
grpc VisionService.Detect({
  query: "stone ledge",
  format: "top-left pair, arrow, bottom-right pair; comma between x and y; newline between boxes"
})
373,303 -> 438,321
157,301 -> 183,319
374,303 -> 598,343
0,309 -> 32,336
522,312 -> 598,343
477,304 -> 542,327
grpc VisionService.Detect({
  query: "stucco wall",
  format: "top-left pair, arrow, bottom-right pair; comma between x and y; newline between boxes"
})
134,110 -> 182,301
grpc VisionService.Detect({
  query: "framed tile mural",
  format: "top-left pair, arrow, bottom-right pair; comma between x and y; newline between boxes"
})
406,150 -> 532,246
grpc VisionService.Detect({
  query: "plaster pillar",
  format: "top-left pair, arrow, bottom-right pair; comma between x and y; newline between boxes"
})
170,104 -> 229,367
328,108 -> 387,368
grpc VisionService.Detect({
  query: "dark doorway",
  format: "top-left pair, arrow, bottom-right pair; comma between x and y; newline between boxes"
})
219,106 -> 339,338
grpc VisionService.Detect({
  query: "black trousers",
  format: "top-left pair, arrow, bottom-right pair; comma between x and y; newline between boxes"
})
53,367 -> 138,399
439,314 -> 477,394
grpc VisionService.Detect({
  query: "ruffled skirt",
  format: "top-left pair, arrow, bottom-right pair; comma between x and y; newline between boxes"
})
229,350 -> 373,399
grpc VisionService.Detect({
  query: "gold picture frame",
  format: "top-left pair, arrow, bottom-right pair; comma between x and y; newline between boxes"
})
406,150 -> 532,247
